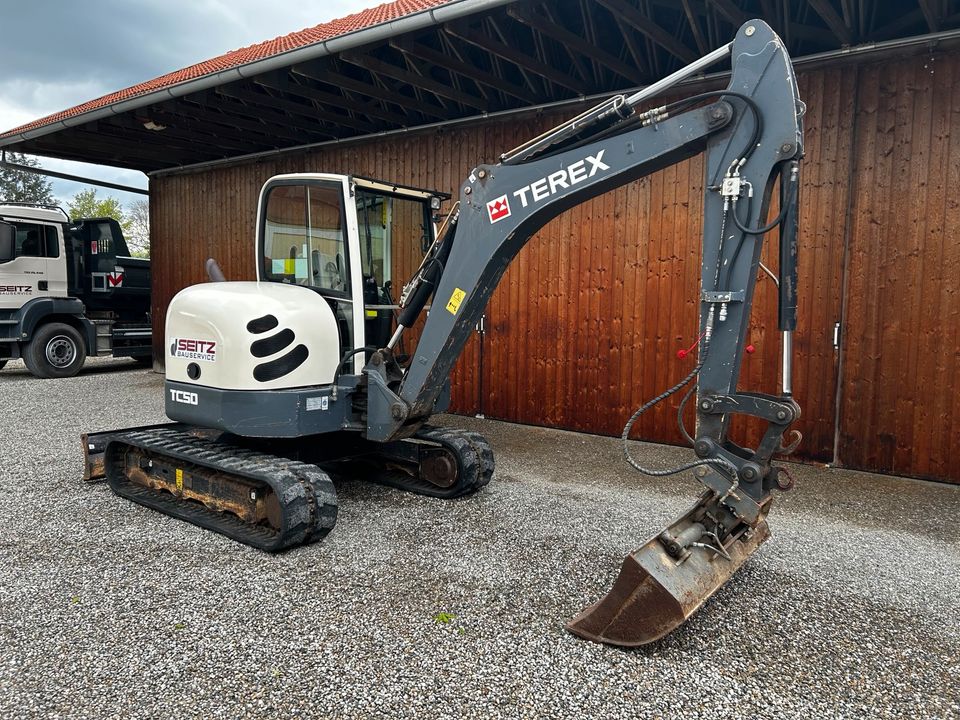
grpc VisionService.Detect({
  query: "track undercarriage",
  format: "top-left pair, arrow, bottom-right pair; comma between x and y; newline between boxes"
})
83,424 -> 494,552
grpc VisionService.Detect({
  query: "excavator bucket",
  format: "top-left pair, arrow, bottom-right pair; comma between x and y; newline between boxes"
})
567,499 -> 770,646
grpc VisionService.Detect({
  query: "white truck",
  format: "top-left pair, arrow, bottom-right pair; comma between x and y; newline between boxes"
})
0,204 -> 151,378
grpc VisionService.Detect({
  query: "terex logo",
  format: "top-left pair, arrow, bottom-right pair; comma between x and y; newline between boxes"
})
512,150 -> 610,209
170,337 -> 217,362
169,389 -> 199,405
486,195 -> 511,223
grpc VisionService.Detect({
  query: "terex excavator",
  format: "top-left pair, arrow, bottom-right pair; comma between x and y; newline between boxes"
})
82,20 -> 804,646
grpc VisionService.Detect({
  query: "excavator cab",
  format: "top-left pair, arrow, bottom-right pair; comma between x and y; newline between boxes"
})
158,174 -> 445,417
256,174 -> 443,360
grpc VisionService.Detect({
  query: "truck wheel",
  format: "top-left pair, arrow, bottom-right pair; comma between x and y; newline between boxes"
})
23,323 -> 87,378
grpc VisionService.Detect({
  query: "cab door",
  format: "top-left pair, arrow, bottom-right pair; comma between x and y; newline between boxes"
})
0,220 -> 64,307
256,174 -> 367,374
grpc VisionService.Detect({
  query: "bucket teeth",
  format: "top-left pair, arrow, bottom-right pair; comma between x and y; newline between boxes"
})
567,503 -> 770,647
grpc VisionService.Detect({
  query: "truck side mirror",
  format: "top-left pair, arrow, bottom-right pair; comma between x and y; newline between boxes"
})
0,222 -> 15,263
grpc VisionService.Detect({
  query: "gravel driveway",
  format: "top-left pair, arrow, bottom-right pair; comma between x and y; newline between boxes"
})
1,358 -> 957,719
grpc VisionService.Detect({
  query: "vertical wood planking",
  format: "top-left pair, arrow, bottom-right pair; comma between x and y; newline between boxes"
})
839,50 -> 960,481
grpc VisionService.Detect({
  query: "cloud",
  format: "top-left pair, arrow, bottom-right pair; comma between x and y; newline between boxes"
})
1,0 -> 371,203
1,0 -> 373,114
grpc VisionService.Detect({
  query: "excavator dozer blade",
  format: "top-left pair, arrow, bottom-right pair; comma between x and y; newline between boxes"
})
567,506 -> 770,647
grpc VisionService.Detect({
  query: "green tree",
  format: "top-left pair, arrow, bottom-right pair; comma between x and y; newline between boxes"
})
0,152 -> 54,203
67,188 -> 131,234
125,198 -> 150,258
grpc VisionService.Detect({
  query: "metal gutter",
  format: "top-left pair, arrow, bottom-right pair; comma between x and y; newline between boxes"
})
0,0 -> 518,146
149,25 -> 960,178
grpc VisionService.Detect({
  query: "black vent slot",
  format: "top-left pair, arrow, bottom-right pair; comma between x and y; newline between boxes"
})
253,345 -> 309,382
246,314 -> 279,334
250,328 -> 295,358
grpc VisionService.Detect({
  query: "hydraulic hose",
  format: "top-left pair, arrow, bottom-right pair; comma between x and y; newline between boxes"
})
621,313 -> 738,478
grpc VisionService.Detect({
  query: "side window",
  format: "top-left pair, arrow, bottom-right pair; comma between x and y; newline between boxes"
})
356,193 -> 391,287
10,222 -> 58,259
44,226 -> 60,258
261,182 -> 350,295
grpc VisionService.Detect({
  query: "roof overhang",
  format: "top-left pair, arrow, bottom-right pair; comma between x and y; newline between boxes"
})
2,0 -> 957,173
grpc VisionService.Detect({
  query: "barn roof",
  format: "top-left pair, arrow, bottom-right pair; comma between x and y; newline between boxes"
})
2,0 -> 958,173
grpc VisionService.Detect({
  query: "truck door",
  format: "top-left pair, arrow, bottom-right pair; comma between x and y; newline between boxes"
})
0,220 -> 65,307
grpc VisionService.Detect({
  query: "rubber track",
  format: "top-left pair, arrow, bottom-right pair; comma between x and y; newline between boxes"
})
365,425 -> 495,499
104,428 -> 338,552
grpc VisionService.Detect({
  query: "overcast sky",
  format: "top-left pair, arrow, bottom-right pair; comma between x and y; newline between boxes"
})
1,0 -> 371,206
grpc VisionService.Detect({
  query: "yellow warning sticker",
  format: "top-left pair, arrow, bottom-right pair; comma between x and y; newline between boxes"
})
176,468 -> 184,491
446,288 -> 466,315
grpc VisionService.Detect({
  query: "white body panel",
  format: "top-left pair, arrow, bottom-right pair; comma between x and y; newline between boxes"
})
165,281 -> 341,390
0,206 -> 68,310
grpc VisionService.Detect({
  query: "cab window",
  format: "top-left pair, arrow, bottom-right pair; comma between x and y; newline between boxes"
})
4,222 -> 60,260
261,182 -> 350,296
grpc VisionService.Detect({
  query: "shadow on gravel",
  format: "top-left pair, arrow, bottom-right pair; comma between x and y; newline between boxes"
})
0,360 -> 152,379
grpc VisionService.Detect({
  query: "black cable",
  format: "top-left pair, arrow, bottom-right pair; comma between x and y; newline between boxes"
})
663,90 -> 763,163
677,383 -> 697,445
621,322 -> 737,478
731,190 -> 792,236
333,345 -> 378,384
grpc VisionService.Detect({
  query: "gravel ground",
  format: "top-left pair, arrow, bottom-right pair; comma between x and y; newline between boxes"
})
0,357 -> 958,719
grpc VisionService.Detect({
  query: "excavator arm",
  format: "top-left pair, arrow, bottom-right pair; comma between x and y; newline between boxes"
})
360,19 -> 805,644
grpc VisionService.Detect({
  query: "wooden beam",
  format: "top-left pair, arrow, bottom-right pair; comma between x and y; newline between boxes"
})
249,75 -> 403,126
681,0 -> 709,55
444,22 -> 591,95
391,36 -> 533,103
165,100 -> 321,144
35,132 -> 201,168
871,9 -> 925,40
216,85 -> 380,134
146,107 -> 273,148
292,62 -> 448,120
24,140 -> 165,171
113,115 -> 253,154
196,94 -> 341,140
507,5 -> 644,83
595,0 -> 698,64
808,0 -> 853,45
706,0 -> 748,28
917,0 -> 941,32
340,51 -> 488,111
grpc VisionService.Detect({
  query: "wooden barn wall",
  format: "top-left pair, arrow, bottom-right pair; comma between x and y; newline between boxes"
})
149,50 -> 959,484
839,53 -> 960,481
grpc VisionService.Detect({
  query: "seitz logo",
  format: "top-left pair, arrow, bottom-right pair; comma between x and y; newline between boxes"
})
170,337 -> 217,362
0,285 -> 32,295
169,389 -> 198,405
486,195 -> 511,223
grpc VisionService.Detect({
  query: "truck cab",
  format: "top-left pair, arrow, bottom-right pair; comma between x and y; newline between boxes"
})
0,204 -> 152,377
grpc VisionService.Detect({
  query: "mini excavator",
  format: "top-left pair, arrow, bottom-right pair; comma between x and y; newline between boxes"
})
83,20 -> 805,646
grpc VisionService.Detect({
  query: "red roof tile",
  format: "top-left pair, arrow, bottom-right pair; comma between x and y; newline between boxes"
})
1,0 -> 450,139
